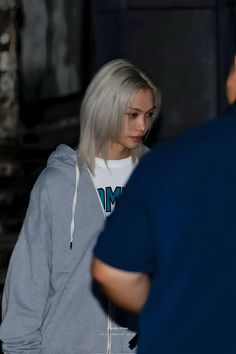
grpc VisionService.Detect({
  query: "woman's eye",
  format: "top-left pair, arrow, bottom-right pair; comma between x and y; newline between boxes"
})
146,111 -> 154,118
127,113 -> 138,118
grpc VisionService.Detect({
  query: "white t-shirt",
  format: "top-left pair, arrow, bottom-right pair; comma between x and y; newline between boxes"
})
93,156 -> 137,217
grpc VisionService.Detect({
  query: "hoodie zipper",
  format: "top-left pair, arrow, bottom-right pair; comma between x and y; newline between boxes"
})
87,168 -> 112,354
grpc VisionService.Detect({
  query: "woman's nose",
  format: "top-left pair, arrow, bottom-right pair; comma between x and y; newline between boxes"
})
136,115 -> 146,132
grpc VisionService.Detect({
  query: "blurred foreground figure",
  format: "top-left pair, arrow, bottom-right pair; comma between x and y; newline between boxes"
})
0,59 -> 161,354
92,55 -> 236,354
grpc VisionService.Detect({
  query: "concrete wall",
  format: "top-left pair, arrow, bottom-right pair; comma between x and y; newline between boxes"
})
0,0 -> 18,139
20,0 -> 83,101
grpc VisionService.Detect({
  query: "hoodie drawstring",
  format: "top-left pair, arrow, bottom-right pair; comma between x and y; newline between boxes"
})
70,164 -> 80,249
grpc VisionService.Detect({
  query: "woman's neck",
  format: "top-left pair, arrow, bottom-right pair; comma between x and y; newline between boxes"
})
98,142 -> 131,160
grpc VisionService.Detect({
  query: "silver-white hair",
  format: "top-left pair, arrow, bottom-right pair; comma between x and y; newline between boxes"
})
78,58 -> 161,174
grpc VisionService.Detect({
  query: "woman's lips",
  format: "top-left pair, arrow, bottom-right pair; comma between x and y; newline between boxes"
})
131,136 -> 142,142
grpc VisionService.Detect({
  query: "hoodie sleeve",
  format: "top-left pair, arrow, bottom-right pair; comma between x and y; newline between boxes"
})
0,173 -> 52,354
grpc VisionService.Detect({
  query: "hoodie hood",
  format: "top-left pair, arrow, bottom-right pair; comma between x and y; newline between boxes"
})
47,144 -> 78,169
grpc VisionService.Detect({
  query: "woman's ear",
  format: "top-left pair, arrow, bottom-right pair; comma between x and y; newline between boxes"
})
226,54 -> 236,105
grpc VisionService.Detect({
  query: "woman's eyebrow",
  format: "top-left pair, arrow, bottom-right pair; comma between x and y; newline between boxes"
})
127,105 -> 156,111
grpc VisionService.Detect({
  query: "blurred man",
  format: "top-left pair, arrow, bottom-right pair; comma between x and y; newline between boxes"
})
92,55 -> 236,354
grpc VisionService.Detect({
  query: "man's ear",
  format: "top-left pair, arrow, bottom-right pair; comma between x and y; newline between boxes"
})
226,54 -> 236,105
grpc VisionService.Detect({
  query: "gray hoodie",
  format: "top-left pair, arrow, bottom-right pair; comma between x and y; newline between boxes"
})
0,144 -> 137,354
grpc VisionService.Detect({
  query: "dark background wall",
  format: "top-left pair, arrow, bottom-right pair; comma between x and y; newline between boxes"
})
0,0 -> 236,345
92,0 -> 236,141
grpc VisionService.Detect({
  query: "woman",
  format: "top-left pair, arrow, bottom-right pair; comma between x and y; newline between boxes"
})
0,59 -> 161,354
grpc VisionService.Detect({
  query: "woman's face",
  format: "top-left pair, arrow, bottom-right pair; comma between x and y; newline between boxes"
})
107,88 -> 155,159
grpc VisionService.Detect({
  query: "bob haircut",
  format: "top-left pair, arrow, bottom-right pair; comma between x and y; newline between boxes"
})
78,58 -> 161,174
